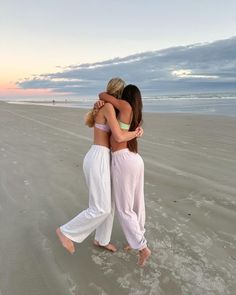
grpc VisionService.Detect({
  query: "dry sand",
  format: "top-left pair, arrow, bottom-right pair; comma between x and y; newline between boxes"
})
0,101 -> 236,295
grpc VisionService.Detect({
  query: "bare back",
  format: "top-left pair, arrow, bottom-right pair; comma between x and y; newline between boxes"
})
110,102 -> 132,152
93,107 -> 110,148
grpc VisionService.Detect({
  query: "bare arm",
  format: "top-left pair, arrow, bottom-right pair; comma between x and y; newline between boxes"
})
99,92 -> 131,113
104,103 -> 141,143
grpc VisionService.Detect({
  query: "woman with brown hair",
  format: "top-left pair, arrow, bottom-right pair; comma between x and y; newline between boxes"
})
99,85 -> 151,267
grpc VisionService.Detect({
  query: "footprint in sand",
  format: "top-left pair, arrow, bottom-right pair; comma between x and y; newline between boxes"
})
24,180 -> 30,186
66,274 -> 78,294
91,254 -> 103,266
24,194 -> 30,200
89,282 -> 108,294
20,209 -> 27,214
40,210 -> 48,219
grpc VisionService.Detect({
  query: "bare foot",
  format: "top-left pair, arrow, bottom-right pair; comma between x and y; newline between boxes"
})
56,228 -> 75,254
93,240 -> 117,252
137,247 -> 151,267
124,244 -> 132,252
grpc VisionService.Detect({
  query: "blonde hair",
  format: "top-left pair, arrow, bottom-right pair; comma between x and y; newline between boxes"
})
84,109 -> 97,128
106,77 -> 125,98
84,77 -> 125,127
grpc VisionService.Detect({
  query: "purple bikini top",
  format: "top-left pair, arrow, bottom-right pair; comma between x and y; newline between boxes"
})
94,122 -> 111,133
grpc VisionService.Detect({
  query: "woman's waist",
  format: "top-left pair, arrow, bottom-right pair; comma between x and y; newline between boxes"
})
94,134 -> 110,148
110,139 -> 127,152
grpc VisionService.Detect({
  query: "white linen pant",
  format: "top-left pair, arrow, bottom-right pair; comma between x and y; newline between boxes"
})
60,145 -> 114,246
111,149 -> 147,250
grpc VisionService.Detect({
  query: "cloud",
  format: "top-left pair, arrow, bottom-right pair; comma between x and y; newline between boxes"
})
171,69 -> 219,79
17,37 -> 236,95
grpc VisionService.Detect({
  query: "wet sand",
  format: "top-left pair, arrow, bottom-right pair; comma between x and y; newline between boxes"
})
0,101 -> 236,295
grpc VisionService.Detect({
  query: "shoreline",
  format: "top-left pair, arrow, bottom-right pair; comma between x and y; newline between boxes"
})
2,95 -> 236,117
0,102 -> 236,294
1,100 -> 236,117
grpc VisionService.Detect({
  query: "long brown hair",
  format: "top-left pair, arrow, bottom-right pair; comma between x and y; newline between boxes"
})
121,85 -> 143,153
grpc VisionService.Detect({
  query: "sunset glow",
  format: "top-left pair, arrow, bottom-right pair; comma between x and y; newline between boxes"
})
1,1 -> 236,100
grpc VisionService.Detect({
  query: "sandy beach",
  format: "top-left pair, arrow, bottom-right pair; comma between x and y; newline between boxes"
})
0,101 -> 236,295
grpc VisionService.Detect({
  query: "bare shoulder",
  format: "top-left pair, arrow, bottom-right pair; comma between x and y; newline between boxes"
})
104,102 -> 115,111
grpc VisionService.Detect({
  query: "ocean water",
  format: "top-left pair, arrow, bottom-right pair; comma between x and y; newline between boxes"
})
142,93 -> 236,116
6,92 -> 236,117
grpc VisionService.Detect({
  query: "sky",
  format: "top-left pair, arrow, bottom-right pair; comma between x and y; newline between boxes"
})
1,0 -> 236,99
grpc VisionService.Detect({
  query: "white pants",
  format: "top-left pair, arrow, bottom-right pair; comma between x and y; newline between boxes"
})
60,145 -> 114,246
111,149 -> 147,250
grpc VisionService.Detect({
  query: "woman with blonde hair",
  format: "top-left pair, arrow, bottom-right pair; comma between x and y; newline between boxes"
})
84,78 -> 125,127
56,78 -> 143,254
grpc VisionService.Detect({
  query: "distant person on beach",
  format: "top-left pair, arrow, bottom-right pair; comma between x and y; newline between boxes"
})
56,78 -> 143,254
99,85 -> 151,266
